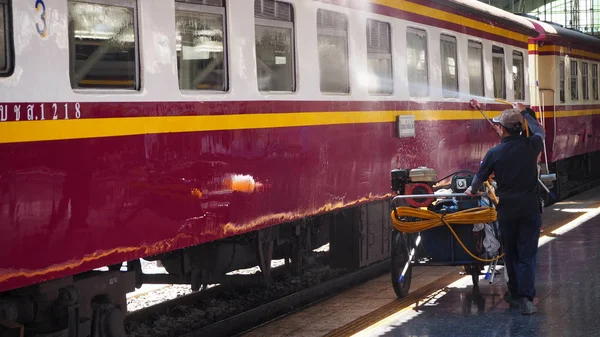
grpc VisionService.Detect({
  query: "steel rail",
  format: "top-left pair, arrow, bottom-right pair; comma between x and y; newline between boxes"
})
180,260 -> 390,337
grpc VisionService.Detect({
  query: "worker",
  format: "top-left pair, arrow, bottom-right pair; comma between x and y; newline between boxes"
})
465,103 -> 545,315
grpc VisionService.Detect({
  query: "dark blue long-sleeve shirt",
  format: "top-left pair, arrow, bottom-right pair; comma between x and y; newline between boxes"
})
471,109 -> 546,220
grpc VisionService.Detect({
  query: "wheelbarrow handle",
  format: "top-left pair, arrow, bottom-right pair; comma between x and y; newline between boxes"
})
392,193 -> 486,201
391,193 -> 493,210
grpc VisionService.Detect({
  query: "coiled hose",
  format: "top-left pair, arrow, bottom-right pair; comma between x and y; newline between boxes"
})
390,206 -> 504,262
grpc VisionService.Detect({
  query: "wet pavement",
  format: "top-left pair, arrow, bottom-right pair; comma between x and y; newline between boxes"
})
356,205 -> 600,337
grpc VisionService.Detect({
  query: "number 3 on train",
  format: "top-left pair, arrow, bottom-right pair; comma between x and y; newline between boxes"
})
35,0 -> 48,38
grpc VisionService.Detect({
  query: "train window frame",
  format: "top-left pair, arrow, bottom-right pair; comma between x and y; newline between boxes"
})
254,0 -> 296,93
592,63 -> 599,101
582,62 -> 589,100
175,0 -> 229,92
406,27 -> 428,97
512,51 -> 525,101
440,34 -> 458,98
467,40 -> 484,97
67,0 -> 140,91
366,19 -> 393,95
570,60 -> 578,101
316,9 -> 350,95
492,45 -> 505,99
0,0 -> 13,77
559,60 -> 565,103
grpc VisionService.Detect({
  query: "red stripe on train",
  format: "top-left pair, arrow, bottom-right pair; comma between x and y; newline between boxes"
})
0,101 -> 510,122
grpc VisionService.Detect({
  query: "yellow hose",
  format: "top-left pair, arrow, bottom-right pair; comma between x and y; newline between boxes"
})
484,181 -> 499,205
494,99 -> 512,106
391,206 -> 504,262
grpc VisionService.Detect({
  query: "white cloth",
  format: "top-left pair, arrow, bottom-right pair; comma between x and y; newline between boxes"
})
483,222 -> 501,256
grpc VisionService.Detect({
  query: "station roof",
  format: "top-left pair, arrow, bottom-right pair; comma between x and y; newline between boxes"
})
484,0 -> 548,13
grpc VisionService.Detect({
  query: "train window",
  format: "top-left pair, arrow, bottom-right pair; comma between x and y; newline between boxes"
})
570,60 -> 578,100
0,1 -> 3,72
406,28 -> 428,97
317,9 -> 349,94
559,61 -> 565,103
175,0 -> 227,91
254,0 -> 295,92
512,51 -> 524,100
582,62 -> 589,100
593,64 -> 599,100
0,0 -> 12,76
440,35 -> 457,98
492,46 -> 505,99
468,41 -> 483,97
68,0 -> 138,90
367,19 -> 393,95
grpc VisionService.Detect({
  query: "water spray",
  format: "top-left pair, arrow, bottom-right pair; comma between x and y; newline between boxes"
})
469,99 -> 497,130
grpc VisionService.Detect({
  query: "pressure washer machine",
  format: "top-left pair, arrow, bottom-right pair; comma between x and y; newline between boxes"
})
389,167 -> 504,299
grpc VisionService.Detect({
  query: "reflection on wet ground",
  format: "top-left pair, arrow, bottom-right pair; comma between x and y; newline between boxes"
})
359,206 -> 600,337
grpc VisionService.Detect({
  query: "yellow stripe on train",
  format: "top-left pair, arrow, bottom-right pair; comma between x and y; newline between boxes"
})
373,0 -> 529,43
528,44 -> 600,61
0,108 -> 598,144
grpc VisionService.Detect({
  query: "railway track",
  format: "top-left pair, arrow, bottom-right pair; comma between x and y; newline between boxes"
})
126,263 -> 292,324
126,283 -> 225,324
124,258 -> 389,337
180,260 -> 389,337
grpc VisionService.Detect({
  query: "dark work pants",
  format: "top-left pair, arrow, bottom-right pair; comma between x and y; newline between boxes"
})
500,213 -> 542,301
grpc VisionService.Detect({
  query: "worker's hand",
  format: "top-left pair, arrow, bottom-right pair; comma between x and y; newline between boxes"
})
464,186 -> 475,196
514,102 -> 526,112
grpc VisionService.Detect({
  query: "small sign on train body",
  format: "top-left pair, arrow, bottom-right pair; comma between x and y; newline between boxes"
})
397,115 -> 415,138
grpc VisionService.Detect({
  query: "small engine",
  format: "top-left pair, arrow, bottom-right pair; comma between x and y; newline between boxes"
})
391,167 -> 437,208
451,172 -> 480,210
451,172 -> 473,193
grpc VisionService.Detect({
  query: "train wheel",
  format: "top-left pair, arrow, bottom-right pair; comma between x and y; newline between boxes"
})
391,230 -> 412,298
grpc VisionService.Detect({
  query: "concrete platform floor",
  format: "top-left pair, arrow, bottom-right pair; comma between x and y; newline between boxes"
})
243,186 -> 600,337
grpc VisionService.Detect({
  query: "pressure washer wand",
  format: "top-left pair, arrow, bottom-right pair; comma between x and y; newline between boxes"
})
469,99 -> 558,201
469,99 -> 499,132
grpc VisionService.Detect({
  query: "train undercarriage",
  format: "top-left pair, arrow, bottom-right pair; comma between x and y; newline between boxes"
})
1,150 -> 598,337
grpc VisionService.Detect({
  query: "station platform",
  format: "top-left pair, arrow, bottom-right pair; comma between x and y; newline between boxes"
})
243,186 -> 600,337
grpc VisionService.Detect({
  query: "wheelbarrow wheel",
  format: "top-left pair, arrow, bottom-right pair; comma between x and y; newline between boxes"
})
391,230 -> 412,299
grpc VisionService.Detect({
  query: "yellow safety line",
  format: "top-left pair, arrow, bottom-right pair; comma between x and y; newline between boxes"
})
325,270 -> 465,337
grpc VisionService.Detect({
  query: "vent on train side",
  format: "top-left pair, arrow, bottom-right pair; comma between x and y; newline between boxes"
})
255,0 -> 292,22
317,8 -> 347,30
367,19 -> 391,53
176,0 -> 223,6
